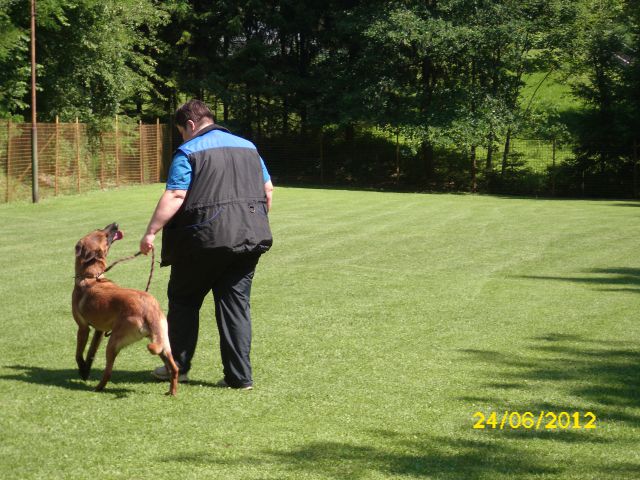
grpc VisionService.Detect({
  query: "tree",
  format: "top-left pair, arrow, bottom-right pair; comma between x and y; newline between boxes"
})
0,0 -> 30,118
564,0 -> 637,195
0,0 -> 169,124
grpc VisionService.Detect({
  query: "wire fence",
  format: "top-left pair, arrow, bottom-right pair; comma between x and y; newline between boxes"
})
0,119 -> 171,203
1,121 -> 636,200
256,135 -> 576,180
257,133 -> 638,197
476,138 -> 574,173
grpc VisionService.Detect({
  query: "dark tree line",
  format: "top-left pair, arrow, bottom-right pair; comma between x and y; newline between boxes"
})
1,0 -> 639,194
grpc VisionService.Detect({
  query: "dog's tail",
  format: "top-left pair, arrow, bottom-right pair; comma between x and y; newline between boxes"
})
145,298 -> 171,356
147,341 -> 163,355
148,318 -> 171,356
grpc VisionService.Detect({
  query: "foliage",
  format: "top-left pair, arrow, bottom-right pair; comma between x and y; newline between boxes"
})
1,0 -> 169,125
0,0 -> 30,118
0,0 -> 638,194
554,0 -> 639,192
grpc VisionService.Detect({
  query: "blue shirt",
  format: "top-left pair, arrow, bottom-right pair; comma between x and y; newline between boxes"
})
166,130 -> 271,190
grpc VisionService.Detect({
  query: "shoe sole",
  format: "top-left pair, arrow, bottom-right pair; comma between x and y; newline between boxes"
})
151,372 -> 189,383
216,380 -> 253,390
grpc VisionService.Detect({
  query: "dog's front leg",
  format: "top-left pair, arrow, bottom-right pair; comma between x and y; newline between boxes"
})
85,330 -> 104,376
76,326 -> 90,380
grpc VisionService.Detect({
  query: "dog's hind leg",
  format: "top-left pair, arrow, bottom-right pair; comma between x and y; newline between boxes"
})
148,316 -> 179,396
94,337 -> 118,392
159,351 -> 179,396
85,330 -> 104,377
76,325 -> 90,380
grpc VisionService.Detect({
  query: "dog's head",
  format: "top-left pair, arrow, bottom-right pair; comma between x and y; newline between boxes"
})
74,223 -> 123,275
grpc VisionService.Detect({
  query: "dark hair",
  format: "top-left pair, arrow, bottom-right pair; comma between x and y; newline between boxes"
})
174,99 -> 214,127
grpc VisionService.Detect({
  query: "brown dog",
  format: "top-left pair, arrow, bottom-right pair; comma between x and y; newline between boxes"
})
72,223 -> 179,395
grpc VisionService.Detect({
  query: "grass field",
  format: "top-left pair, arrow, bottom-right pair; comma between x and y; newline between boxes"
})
1,185 -> 639,479
522,70 -> 582,113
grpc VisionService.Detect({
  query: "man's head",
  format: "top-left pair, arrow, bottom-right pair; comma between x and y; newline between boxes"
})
175,99 -> 214,142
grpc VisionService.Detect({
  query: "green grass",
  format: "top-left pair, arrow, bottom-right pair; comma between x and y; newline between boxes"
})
521,70 -> 582,113
1,185 -> 639,479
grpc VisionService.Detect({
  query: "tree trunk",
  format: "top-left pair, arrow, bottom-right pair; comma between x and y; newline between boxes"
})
280,31 -> 289,136
485,132 -> 494,171
501,128 -> 512,175
282,98 -> 289,136
471,145 -> 477,192
245,92 -> 253,137
422,140 -> 434,181
256,95 -> 261,141
223,35 -> 230,124
345,123 -> 355,160
298,31 -> 309,138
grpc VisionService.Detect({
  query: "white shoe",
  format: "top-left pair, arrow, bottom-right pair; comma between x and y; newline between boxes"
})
152,365 -> 189,382
215,379 -> 253,390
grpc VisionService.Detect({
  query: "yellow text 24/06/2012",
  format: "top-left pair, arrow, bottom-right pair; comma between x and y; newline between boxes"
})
472,411 -> 597,430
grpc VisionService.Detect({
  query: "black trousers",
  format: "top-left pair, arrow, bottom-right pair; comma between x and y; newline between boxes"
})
167,250 -> 260,388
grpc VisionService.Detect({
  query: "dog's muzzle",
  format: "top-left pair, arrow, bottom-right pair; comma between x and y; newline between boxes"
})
104,223 -> 123,245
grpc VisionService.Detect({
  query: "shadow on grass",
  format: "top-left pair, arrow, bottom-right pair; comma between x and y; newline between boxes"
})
459,334 -> 640,426
163,431 -> 561,479
517,267 -> 640,293
0,364 -> 159,396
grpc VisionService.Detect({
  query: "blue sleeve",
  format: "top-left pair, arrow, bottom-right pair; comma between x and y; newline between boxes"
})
166,152 -> 192,190
260,157 -> 271,183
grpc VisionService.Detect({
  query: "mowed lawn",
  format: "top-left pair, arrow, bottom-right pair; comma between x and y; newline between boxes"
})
0,186 -> 639,479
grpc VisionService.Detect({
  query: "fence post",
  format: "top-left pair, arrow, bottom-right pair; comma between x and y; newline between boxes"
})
75,117 -> 81,193
634,140 -> 638,198
471,145 -> 477,192
319,129 -> 324,184
395,130 -> 400,185
5,120 -> 10,202
54,116 -> 59,195
156,118 -> 161,182
115,115 -> 120,187
100,132 -> 105,189
139,120 -> 144,184
551,137 -> 556,197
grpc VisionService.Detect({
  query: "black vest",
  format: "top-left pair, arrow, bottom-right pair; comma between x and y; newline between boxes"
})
161,125 -> 272,266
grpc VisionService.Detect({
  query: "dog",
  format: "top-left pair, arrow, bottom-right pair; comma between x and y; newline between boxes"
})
72,223 -> 179,395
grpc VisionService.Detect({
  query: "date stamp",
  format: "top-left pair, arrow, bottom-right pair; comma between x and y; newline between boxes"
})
472,411 -> 597,430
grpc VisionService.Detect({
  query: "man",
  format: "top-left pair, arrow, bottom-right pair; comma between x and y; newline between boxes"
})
140,99 -> 273,390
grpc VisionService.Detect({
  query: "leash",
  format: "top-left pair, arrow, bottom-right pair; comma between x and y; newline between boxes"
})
104,249 -> 155,292
144,248 -> 156,293
103,251 -> 143,274
76,249 -> 156,292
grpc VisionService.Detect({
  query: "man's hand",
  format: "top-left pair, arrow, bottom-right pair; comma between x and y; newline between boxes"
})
140,233 -> 155,255
140,189 -> 186,256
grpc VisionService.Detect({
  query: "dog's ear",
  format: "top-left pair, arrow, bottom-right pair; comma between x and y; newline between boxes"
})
75,243 -> 97,266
